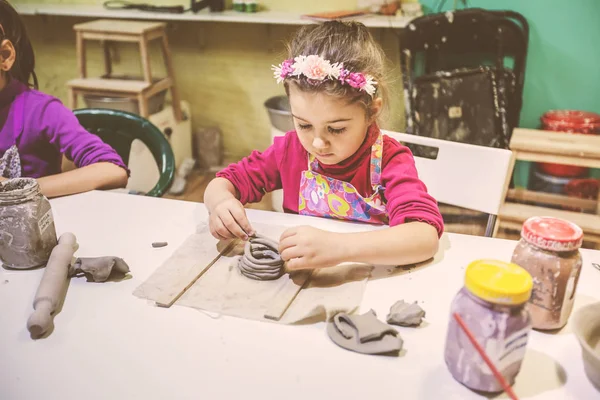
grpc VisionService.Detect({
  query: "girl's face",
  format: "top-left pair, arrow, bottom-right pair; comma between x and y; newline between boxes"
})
289,84 -> 381,165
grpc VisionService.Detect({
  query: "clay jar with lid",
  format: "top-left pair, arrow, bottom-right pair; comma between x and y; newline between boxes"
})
0,178 -> 58,269
444,260 -> 533,393
511,216 -> 583,330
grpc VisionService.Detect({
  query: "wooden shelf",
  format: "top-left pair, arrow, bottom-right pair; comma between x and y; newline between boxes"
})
506,188 -> 597,213
68,77 -> 153,93
15,3 -> 414,28
499,202 -> 600,237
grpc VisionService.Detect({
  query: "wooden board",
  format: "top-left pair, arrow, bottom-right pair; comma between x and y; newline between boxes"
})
510,128 -> 600,160
264,270 -> 312,321
134,222 -> 370,323
134,224 -> 239,307
507,189 -> 597,213
498,202 -> 600,235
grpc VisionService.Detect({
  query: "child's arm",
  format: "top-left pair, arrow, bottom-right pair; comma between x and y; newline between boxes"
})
279,222 -> 439,270
204,177 -> 255,240
205,138 -> 284,240
34,99 -> 129,198
36,162 -> 128,198
280,137 -> 443,269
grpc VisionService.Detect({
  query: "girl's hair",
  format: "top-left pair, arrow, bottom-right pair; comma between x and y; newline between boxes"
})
284,21 -> 389,119
0,0 -> 38,89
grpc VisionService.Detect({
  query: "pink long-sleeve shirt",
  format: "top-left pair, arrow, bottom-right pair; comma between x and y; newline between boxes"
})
217,125 -> 444,236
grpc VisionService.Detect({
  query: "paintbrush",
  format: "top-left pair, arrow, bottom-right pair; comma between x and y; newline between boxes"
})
453,312 -> 520,400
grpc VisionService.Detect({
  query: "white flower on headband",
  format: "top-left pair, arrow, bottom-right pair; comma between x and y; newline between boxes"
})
271,55 -> 377,97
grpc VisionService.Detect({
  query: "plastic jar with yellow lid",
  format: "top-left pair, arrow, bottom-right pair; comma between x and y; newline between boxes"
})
444,260 -> 533,393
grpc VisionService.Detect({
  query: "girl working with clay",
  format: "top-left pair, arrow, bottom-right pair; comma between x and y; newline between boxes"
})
0,0 -> 128,198
205,21 -> 443,271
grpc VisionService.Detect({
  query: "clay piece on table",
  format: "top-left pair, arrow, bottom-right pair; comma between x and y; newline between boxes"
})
27,232 -> 78,338
70,257 -> 130,282
386,300 -> 426,327
152,242 -> 168,248
327,310 -> 403,355
237,234 -> 285,281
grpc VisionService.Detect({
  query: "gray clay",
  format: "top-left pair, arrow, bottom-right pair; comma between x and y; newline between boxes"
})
152,242 -> 168,248
71,257 -> 130,282
237,235 -> 284,280
386,300 -> 426,327
327,310 -> 403,355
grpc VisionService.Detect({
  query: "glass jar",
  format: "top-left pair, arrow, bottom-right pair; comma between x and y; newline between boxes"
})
0,178 -> 58,269
511,216 -> 583,330
444,260 -> 533,393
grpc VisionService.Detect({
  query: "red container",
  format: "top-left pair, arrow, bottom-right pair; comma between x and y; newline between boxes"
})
538,110 -> 600,177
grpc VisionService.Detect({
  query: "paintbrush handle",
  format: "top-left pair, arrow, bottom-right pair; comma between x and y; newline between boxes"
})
453,313 -> 520,400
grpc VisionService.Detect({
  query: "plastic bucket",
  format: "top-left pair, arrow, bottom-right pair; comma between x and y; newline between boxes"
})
538,110 -> 600,177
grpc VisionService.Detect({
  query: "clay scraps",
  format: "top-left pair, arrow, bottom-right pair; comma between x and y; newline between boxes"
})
152,242 -> 168,248
237,234 -> 285,280
386,300 -> 426,327
71,257 -> 131,282
327,310 -> 403,355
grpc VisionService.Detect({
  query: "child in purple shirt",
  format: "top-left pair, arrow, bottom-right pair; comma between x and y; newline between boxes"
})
0,0 -> 128,198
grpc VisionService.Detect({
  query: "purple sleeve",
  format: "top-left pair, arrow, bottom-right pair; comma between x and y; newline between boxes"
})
216,139 -> 283,204
40,99 -> 128,172
382,138 -> 444,237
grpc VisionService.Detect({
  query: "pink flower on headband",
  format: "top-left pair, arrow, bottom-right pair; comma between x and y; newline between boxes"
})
273,59 -> 294,84
297,55 -> 334,80
345,72 -> 367,89
271,55 -> 377,97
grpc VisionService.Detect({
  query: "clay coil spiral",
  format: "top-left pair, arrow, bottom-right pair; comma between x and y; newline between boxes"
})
237,235 -> 285,280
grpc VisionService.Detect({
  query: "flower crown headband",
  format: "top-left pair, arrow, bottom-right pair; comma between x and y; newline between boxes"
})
272,54 -> 377,97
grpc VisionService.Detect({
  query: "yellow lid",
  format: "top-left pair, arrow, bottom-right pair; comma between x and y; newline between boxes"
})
464,259 -> 533,305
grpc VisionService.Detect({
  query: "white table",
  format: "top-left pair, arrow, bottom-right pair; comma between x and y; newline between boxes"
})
1,191 -> 599,400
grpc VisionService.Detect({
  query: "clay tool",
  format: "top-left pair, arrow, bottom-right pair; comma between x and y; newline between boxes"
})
453,313 -> 520,400
27,233 -> 79,338
264,269 -> 312,321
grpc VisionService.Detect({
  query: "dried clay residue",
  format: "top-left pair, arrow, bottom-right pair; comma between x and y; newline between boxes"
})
0,179 -> 32,192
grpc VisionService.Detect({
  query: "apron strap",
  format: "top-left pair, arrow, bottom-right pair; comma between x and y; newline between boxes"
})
306,131 -> 384,191
369,132 -> 383,189
308,153 -> 319,171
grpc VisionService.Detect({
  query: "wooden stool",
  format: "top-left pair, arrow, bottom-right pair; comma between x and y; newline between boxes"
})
494,128 -> 600,246
67,19 -> 183,121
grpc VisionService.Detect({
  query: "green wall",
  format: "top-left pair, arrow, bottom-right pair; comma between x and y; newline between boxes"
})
420,0 -> 600,128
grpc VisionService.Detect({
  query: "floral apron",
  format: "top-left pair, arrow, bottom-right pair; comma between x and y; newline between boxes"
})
298,132 -> 388,224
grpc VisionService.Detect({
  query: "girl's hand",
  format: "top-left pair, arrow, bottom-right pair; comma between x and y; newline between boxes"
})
209,198 -> 254,241
279,226 -> 344,270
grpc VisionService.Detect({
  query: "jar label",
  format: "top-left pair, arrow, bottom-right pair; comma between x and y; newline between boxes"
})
482,326 -> 530,375
38,209 -> 53,235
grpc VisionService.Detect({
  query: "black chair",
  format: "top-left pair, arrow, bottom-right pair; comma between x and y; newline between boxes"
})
399,9 -> 529,152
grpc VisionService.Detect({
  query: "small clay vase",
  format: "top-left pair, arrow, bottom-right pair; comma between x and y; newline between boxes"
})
573,301 -> 600,391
